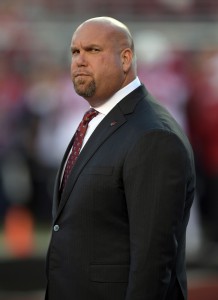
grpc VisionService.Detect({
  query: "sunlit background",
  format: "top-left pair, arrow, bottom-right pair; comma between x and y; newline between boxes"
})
0,0 -> 218,299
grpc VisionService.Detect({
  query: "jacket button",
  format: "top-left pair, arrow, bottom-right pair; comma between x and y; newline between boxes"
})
53,224 -> 59,232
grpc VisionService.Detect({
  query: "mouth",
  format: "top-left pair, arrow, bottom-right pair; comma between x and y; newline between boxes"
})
74,72 -> 91,78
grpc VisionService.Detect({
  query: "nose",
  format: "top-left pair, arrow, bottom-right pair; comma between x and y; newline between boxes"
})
73,51 -> 88,67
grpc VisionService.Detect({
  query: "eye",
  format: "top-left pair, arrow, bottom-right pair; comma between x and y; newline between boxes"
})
89,47 -> 100,53
71,48 -> 79,56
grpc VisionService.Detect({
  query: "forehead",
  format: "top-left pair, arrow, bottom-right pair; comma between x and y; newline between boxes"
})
71,22 -> 114,46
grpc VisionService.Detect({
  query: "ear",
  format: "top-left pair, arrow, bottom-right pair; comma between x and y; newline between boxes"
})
121,48 -> 133,73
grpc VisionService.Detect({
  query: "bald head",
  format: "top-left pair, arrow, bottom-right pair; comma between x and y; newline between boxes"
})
70,17 -> 137,106
78,17 -> 135,52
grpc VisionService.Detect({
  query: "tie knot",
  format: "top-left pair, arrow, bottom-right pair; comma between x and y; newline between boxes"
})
82,108 -> 99,124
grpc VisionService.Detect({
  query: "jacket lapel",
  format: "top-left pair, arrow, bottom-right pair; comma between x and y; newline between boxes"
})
54,105 -> 126,222
53,84 -> 148,222
52,131 -> 77,218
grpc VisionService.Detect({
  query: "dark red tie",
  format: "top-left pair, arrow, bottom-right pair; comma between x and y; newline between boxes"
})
61,108 -> 99,191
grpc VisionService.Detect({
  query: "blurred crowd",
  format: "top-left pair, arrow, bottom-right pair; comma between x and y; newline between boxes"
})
1,0 -> 218,20
0,0 -> 218,262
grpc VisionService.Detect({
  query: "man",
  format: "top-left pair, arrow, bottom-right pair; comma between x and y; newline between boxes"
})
45,17 -> 195,300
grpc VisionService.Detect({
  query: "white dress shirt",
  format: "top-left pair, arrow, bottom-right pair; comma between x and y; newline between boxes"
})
81,77 -> 141,150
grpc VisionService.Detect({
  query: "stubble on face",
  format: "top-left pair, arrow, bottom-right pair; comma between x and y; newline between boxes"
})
73,76 -> 96,98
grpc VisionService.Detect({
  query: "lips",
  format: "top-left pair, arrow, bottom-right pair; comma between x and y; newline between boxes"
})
74,71 -> 91,77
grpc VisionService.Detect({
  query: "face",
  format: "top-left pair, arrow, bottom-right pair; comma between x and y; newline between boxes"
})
70,22 -> 133,107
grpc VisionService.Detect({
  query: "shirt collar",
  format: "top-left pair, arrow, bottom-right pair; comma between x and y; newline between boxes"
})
94,77 -> 141,115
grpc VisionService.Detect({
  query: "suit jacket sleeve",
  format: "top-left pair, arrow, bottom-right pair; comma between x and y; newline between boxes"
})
123,130 -> 192,300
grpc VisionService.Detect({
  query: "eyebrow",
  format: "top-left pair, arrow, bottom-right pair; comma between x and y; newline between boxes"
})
71,44 -> 102,51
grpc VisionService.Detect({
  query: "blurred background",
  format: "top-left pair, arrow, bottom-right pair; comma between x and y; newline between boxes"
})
0,0 -> 218,299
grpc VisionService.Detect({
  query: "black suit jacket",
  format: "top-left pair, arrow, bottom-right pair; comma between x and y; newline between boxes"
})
45,85 -> 195,300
